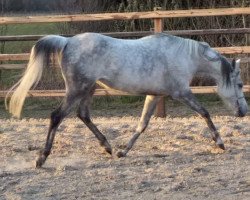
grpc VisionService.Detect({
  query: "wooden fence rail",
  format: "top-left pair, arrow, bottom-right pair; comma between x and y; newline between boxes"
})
0,7 -> 250,24
1,86 -> 250,98
1,28 -> 250,42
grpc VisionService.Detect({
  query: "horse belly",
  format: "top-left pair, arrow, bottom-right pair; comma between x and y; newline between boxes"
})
99,73 -> 166,95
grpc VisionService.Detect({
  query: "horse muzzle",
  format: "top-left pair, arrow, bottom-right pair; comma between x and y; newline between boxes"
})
235,106 -> 248,117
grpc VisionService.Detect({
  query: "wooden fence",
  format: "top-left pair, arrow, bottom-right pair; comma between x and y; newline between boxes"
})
1,7 -> 250,117
0,28 -> 250,41
0,7 -> 250,24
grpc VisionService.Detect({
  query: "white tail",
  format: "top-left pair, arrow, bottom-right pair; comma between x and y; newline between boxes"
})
5,47 -> 44,118
5,35 -> 68,118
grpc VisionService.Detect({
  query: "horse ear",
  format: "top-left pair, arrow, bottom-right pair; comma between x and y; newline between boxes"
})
200,42 -> 210,47
235,59 -> 241,70
232,59 -> 236,70
235,59 -> 241,65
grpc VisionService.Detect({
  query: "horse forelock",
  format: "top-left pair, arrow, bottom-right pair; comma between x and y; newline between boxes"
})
220,56 -> 233,87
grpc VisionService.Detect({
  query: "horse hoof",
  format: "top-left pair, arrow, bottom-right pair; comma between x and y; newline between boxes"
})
105,147 -> 112,155
101,140 -> 112,155
117,151 -> 126,158
35,155 -> 46,168
217,143 -> 225,150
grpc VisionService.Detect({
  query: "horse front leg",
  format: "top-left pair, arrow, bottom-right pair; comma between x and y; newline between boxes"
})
177,91 -> 225,150
117,95 -> 161,158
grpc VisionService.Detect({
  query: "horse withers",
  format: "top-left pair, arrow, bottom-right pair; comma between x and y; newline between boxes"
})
5,33 -> 248,167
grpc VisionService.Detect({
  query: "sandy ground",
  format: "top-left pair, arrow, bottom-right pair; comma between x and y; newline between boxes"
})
0,102 -> 250,200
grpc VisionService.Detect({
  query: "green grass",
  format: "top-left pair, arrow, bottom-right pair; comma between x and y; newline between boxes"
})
4,23 -> 60,36
0,23 -> 61,53
0,69 -> 24,89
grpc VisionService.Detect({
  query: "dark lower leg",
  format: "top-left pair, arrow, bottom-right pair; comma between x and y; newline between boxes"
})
179,92 -> 225,149
117,95 -> 160,157
78,114 -> 112,154
36,94 -> 78,168
36,108 -> 64,168
203,112 -> 224,149
77,93 -> 112,155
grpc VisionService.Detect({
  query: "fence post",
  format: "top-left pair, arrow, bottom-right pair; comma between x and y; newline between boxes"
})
153,7 -> 166,118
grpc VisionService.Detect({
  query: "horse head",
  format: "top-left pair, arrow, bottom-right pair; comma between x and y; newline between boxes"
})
217,58 -> 248,117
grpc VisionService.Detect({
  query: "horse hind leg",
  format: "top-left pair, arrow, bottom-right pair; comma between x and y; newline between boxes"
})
36,92 -> 81,168
77,88 -> 112,155
117,95 -> 161,158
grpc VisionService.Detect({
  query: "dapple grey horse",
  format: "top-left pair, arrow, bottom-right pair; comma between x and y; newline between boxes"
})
6,33 -> 248,167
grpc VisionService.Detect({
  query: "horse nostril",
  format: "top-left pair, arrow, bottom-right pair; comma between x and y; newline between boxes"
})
236,109 -> 245,117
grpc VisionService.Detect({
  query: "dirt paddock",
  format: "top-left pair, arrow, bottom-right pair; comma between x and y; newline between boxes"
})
0,101 -> 250,200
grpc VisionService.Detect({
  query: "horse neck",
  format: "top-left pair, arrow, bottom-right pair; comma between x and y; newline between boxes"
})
183,39 -> 222,84
196,61 -> 222,85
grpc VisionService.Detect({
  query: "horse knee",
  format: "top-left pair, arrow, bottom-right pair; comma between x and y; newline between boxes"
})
50,109 -> 63,127
77,110 -> 91,124
200,108 -> 210,119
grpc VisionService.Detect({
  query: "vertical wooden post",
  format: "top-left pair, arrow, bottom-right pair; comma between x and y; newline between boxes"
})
153,7 -> 166,118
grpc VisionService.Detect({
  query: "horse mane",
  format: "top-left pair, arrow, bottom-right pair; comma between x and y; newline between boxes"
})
220,56 -> 233,87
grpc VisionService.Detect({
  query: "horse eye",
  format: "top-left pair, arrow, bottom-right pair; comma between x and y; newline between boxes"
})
238,83 -> 243,89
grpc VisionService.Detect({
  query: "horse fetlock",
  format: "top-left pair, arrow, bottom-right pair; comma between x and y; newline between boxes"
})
35,154 -> 47,168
